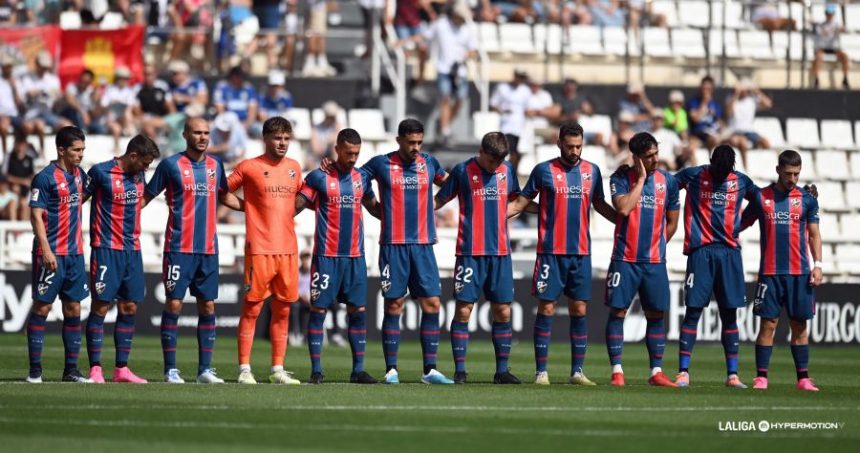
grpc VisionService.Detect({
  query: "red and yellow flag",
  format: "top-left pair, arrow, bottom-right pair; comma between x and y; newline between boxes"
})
58,25 -> 145,87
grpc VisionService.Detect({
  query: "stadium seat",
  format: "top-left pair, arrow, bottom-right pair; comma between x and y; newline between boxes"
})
311,107 -> 348,128
284,108 -> 312,141
815,181 -> 847,212
9,232 -> 34,264
678,1 -> 710,28
815,150 -> 850,181
583,145 -> 607,170
533,24 -> 563,55
500,23 -> 535,54
535,144 -> 556,163
708,29 -> 740,59
694,148 -> 710,168
844,34 -> 860,63
602,27 -> 630,57
517,153 -> 535,178
590,211 -> 613,240
840,213 -> 860,241
818,213 -> 841,242
217,234 -> 235,267
478,22 -> 500,53
347,109 -> 387,141
847,5 -> 860,32
568,25 -> 604,56
738,30 -> 775,60
845,182 -> 860,209
820,120 -> 856,149
752,118 -> 785,148
849,152 -> 860,179
472,111 -> 501,141
643,27 -> 673,58
672,28 -> 706,59
579,114 -> 613,145
836,244 -> 860,274
100,11 -> 125,29
356,142 -> 376,167
746,150 -> 778,182
797,150 -> 817,179
777,1 -> 805,24
785,118 -> 821,149
651,1 -> 679,28
713,1 -> 745,29
59,10 -> 81,29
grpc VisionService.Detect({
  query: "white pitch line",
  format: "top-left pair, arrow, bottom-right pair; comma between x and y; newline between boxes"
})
0,404 -> 857,412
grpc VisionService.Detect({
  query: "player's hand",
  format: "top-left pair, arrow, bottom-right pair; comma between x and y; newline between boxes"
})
810,267 -> 823,287
319,157 -> 334,173
42,249 -> 58,272
633,155 -> 646,181
803,183 -> 818,198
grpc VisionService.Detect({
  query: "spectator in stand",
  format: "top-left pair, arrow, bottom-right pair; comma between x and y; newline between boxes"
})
134,64 -> 175,140
525,77 -> 557,141
618,82 -> 653,133
491,68 -> 531,171
387,0 -> 433,84
0,54 -> 20,157
627,0 -> 666,32
0,0 -> 26,24
248,0 -> 284,69
254,69 -> 293,136
608,110 -> 635,161
553,78 -> 594,124
0,176 -> 17,220
589,0 -> 625,27
309,101 -> 342,167
686,75 -> 723,151
2,130 -> 36,221
727,78 -> 772,168
304,0 -> 337,77
479,0 -> 561,24
662,90 -> 688,137
19,51 -> 71,154
167,60 -> 208,113
100,66 -> 138,154
752,1 -> 795,32
649,109 -> 683,171
167,0 -> 214,62
60,69 -> 106,135
209,111 -> 248,166
359,0 -> 385,60
114,0 -> 146,25
811,3 -> 850,90
214,65 -> 257,134
282,0 -> 299,74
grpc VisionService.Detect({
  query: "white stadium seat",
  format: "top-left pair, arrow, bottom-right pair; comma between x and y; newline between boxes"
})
568,25 -> 604,55
472,111 -> 500,141
708,29 -> 740,59
347,109 -> 387,141
814,181 -> 847,212
836,244 -> 860,274
785,118 -> 821,149
579,114 -> 612,146
478,22 -> 500,53
311,107 -> 348,128
847,5 -> 860,32
797,150 -> 817,179
678,1 -> 710,28
820,120 -> 856,149
850,152 -> 860,179
840,213 -> 860,241
651,1 -> 679,28
284,108 -> 312,141
602,27 -> 630,57
535,145 -> 556,163
643,27 -> 673,58
672,28 -> 706,59
815,150 -> 850,181
500,23 -> 535,54
534,24 -> 563,55
845,182 -> 860,210
752,117 -> 786,148
818,213 -> 841,242
746,150 -> 778,183
738,30 -> 774,60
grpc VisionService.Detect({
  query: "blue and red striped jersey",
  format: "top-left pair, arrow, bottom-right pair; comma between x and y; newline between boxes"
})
610,168 -> 680,263
675,165 -> 758,254
145,152 -> 228,255
436,158 -> 520,256
28,162 -> 85,256
299,167 -> 374,257
741,185 -> 819,275
85,159 -> 145,251
361,151 -> 446,245
521,158 -> 604,255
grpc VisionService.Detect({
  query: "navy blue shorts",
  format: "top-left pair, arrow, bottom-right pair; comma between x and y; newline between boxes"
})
605,261 -> 670,312
532,254 -> 592,302
684,245 -> 746,309
90,248 -> 145,303
31,253 -> 88,303
753,274 -> 815,321
379,244 -> 441,299
162,252 -> 220,301
453,255 -> 514,304
310,255 -> 368,309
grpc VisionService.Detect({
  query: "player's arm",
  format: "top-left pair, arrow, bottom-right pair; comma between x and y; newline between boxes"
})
219,192 -> 244,211
666,209 -> 680,242
592,197 -> 616,224
362,195 -> 382,220
808,223 -> 823,287
612,161 -> 646,217
30,207 -> 56,271
507,195 -> 538,218
295,193 -> 310,214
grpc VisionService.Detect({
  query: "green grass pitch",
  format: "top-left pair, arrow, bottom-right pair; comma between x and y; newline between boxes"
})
0,334 -> 857,452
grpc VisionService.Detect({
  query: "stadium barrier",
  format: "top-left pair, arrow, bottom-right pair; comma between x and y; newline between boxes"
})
1,271 -> 857,345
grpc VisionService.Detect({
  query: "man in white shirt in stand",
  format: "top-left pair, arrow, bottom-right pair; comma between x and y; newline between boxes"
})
491,69 -> 531,174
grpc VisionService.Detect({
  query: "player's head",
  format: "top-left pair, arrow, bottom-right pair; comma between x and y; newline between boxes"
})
628,131 -> 659,173
396,118 -> 424,162
183,117 -> 210,154
335,128 -> 362,170
557,121 -> 584,166
124,134 -> 160,173
710,144 -> 736,181
776,149 -> 802,191
262,116 -> 293,159
477,132 -> 509,171
55,126 -> 85,166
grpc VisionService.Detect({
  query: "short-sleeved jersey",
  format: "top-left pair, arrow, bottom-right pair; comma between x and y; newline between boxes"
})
521,158 -> 604,256
169,78 -> 208,112
436,158 -> 520,256
28,162 -> 85,256
213,81 -> 257,122
145,152 -> 228,255
610,168 -> 680,263
361,151 -> 447,245
227,155 -> 302,255
259,92 -> 293,117
675,165 -> 758,254
85,159 -> 145,251
299,167 -> 374,257
741,185 -> 819,275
